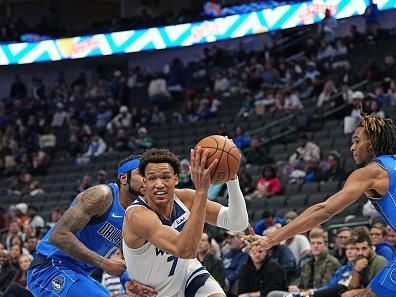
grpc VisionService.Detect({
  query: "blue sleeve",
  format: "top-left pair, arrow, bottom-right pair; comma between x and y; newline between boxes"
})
120,271 -> 131,289
253,221 -> 265,235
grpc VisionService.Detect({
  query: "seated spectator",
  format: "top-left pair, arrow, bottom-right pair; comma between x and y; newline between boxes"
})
233,126 -> 251,150
253,210 -> 285,236
222,231 -> 249,297
95,170 -> 107,185
178,159 -> 192,189
284,90 -> 303,111
369,99 -> 385,118
237,92 -> 255,118
317,80 -> 337,107
9,244 -> 23,270
369,223 -> 395,261
128,127 -> 153,152
213,72 -> 230,93
245,136 -> 272,165
344,91 -> 364,134
95,101 -> 113,132
264,226 -> 297,282
76,175 -> 93,193
347,231 -> 387,291
322,151 -> 346,182
311,238 -> 357,297
1,221 -> 22,250
250,166 -> 282,199
148,73 -> 171,108
197,232 -> 225,288
106,105 -> 132,132
238,172 -> 255,196
387,226 -> 396,250
77,133 -> 107,165
27,206 -> 44,235
3,254 -> 33,297
289,134 -> 321,165
303,158 -> 324,183
150,105 -> 166,125
25,236 -> 38,257
238,245 -> 287,297
113,128 -> 129,152
46,207 -> 62,228
0,249 -> 17,293
268,228 -> 341,297
330,227 -> 352,265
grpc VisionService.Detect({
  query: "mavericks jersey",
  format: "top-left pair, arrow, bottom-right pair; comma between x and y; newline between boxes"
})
123,196 -> 209,297
370,155 -> 396,231
36,183 -> 125,275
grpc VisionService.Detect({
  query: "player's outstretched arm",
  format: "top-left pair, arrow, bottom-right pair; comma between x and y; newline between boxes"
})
254,165 -> 379,249
49,185 -> 123,274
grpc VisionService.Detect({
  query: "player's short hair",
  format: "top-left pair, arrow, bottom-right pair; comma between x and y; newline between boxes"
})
139,148 -> 181,176
359,112 -> 396,155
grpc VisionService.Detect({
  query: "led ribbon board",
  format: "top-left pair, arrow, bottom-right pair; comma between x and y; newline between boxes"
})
0,0 -> 394,65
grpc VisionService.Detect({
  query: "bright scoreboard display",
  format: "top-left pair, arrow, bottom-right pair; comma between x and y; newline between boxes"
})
0,0 -> 394,65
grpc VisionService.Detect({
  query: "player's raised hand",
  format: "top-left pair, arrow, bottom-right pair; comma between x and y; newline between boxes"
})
125,280 -> 158,297
190,147 -> 218,192
101,257 -> 126,276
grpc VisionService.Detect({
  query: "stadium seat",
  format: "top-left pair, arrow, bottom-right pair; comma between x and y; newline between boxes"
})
266,195 -> 287,208
283,184 -> 301,195
287,194 -> 307,208
320,181 -> 340,194
301,182 -> 319,194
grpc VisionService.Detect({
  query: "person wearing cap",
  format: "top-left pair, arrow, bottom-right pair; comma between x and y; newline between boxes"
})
27,155 -> 156,297
344,91 -> 365,134
106,105 -> 132,133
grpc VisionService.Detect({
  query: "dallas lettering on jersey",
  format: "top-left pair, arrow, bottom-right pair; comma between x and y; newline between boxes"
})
97,222 -> 122,247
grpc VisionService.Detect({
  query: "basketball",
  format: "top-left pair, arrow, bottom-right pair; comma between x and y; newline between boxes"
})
195,135 -> 241,184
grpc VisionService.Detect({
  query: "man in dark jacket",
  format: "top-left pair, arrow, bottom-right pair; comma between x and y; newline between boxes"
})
197,232 -> 225,288
0,249 -> 17,293
238,246 -> 287,296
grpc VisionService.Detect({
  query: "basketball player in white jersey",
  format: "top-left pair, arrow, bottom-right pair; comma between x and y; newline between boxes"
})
123,147 -> 249,297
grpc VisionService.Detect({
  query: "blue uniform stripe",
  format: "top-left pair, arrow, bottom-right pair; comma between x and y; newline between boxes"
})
185,272 -> 210,297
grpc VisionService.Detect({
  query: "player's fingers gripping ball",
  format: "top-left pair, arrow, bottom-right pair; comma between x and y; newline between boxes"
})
194,135 -> 241,184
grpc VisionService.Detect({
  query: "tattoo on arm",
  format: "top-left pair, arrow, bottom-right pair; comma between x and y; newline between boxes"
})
49,185 -> 112,268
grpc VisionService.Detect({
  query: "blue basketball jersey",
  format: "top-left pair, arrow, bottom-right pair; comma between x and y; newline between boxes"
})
370,155 -> 396,231
36,183 -> 125,275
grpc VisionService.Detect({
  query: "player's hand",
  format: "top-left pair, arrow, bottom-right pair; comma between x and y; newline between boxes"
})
341,288 -> 368,297
101,258 -> 126,276
354,257 -> 368,273
125,280 -> 157,297
190,147 -> 218,192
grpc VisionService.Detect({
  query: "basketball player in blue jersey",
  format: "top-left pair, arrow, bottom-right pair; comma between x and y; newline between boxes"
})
27,155 -> 157,297
244,113 -> 396,297
123,147 -> 249,297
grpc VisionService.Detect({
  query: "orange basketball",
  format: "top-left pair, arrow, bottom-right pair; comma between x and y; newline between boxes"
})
195,135 -> 241,184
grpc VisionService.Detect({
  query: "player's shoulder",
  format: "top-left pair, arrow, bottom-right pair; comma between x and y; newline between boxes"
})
174,188 -> 195,208
75,184 -> 113,212
125,203 -> 156,222
350,163 -> 387,179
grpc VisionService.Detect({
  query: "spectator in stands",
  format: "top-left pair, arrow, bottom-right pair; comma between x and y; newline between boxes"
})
331,227 -> 352,265
95,170 -> 107,185
178,159 -> 193,189
148,73 -> 171,108
46,207 -> 62,228
369,99 -> 385,118
245,136 -> 272,165
213,72 -> 230,93
1,221 -> 22,250
317,80 -> 337,107
264,226 -> 297,282
369,223 -> 395,262
76,175 -> 93,194
304,158 -> 324,183
238,172 -> 255,196
9,243 -> 23,270
10,75 -> 27,99
387,226 -> 396,250
38,127 -> 57,156
311,238 -> 357,297
150,105 -> 166,124
237,92 -> 255,118
233,126 -> 251,150
222,231 -> 249,297
106,105 -> 132,133
284,89 -> 303,111
101,248 -> 124,296
197,232 -> 225,288
364,0 -> 380,39
50,102 -> 67,128
289,134 -> 321,165
238,245 -> 287,297
110,129 -> 127,152
347,24 -> 365,48
322,151 -> 346,182
253,210 -> 285,236
27,206 -> 44,234
95,101 -> 113,132
318,8 -> 337,42
128,127 -> 153,152
25,236 -> 37,257
82,133 -> 107,159
250,165 -> 282,199
3,254 -> 33,297
383,55 -> 396,79
268,228 -> 341,297
347,232 -> 387,291
0,249 -> 17,293
344,91 -> 364,134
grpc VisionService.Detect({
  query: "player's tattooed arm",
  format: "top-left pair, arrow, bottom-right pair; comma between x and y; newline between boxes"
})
49,185 -> 113,268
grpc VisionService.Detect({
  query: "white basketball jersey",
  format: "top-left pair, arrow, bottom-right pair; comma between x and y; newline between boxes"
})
123,196 -> 208,297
